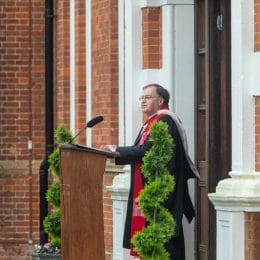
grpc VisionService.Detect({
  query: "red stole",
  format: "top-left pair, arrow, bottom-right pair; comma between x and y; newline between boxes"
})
130,113 -> 165,256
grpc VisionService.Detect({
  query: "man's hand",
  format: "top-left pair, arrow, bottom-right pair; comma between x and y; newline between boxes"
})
100,144 -> 117,152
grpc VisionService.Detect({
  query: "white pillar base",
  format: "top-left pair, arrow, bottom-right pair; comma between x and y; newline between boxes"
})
107,168 -> 131,260
209,171 -> 260,260
215,211 -> 244,260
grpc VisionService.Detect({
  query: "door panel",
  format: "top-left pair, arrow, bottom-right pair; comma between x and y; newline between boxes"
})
195,0 -> 231,259
195,0 -> 209,259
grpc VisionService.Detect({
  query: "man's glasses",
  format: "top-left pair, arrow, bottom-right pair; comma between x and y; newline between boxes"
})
139,95 -> 159,101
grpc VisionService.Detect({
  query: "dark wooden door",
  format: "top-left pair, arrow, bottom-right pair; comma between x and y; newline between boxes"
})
195,1 -> 231,259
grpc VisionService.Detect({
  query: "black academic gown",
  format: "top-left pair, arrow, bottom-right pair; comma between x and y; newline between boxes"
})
115,114 -> 197,260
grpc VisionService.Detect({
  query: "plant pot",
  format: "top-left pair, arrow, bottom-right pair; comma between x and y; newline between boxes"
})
31,253 -> 61,260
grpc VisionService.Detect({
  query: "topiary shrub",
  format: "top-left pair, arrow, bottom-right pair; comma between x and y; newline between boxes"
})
132,121 -> 176,259
43,124 -> 75,250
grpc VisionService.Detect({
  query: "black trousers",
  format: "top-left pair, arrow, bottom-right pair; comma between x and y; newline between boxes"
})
165,227 -> 185,260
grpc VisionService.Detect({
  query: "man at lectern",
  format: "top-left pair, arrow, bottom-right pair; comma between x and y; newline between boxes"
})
101,84 -> 199,259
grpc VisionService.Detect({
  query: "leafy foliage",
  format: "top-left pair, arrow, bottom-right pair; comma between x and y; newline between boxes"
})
43,209 -> 61,238
49,237 -> 62,250
54,124 -> 75,146
43,124 -> 75,252
131,121 -> 176,259
47,125 -> 75,178
48,149 -> 60,177
46,180 -> 60,208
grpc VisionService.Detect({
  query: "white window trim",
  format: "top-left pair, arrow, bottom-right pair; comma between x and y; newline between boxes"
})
70,0 -> 76,134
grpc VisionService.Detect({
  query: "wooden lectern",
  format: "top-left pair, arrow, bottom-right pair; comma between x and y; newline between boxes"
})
60,143 -> 117,260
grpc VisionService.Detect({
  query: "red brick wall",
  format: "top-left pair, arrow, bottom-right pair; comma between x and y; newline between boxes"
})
255,0 -> 260,51
55,0 -> 70,127
142,7 -> 162,69
0,0 -> 119,258
253,4 -> 260,257
0,0 -> 45,257
91,0 -> 119,148
91,1 -> 119,257
245,212 -> 260,260
255,97 -> 260,170
75,0 -> 86,144
54,1 -> 119,257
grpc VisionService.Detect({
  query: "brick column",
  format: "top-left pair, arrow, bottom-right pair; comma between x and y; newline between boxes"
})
255,0 -> 260,51
255,97 -> 260,170
91,0 -> 118,148
245,212 -> 260,259
74,0 -> 86,144
55,0 -> 70,126
91,1 -> 119,258
0,0 -> 45,257
142,7 -> 162,69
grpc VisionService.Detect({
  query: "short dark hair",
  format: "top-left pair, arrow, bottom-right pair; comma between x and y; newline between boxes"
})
143,83 -> 170,105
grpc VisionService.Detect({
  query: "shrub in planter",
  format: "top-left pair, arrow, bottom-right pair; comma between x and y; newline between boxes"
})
44,125 -> 75,248
32,243 -> 61,260
34,125 -> 75,258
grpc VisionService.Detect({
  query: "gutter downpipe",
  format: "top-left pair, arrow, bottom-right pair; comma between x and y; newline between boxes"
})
39,0 -> 54,245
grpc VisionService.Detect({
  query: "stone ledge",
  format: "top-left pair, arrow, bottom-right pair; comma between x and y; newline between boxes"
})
105,162 -> 125,174
209,171 -> 260,212
140,0 -> 194,8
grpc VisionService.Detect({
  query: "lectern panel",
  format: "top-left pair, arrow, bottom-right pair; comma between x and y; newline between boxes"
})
60,146 -> 107,260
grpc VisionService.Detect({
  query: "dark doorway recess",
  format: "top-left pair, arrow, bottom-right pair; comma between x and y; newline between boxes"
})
195,0 -> 231,259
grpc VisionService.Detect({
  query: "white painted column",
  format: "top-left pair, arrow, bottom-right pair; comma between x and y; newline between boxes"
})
69,0 -> 75,134
231,0 -> 254,172
118,0 -> 126,146
113,1 -> 140,259
170,3 -> 196,260
116,1 -> 196,259
123,0 -> 143,144
123,0 -> 196,143
118,1 -> 196,259
216,211 -> 244,260
107,168 -> 130,260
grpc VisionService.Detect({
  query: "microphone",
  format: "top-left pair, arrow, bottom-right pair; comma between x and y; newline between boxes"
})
86,115 -> 104,128
72,116 -> 104,140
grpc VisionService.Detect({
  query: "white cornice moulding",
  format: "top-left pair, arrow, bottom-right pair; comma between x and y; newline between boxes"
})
140,0 -> 194,8
209,171 -> 260,212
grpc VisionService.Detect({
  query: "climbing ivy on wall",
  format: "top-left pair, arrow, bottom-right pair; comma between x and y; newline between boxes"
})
132,120 -> 176,259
